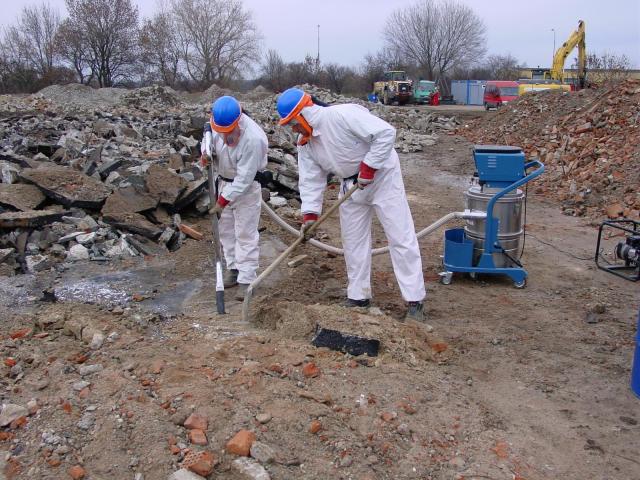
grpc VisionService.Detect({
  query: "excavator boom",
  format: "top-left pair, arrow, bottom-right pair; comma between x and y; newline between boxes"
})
551,20 -> 586,87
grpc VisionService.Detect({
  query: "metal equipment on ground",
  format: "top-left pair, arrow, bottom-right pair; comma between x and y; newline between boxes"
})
207,158 -> 226,314
440,145 -> 544,287
595,219 -> 640,282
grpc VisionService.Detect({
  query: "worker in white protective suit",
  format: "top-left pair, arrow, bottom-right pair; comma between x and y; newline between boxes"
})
201,96 -> 268,299
276,88 -> 426,321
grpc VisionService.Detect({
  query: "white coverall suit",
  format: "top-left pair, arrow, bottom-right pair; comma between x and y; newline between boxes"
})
297,104 -> 426,302
201,114 -> 268,284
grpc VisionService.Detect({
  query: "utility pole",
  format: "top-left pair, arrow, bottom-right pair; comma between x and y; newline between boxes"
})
551,28 -> 556,61
316,24 -> 320,70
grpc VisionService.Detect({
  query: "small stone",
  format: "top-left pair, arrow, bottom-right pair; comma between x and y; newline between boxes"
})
168,469 -> 205,480
184,413 -> 208,431
592,303 -> 606,314
89,333 -> 104,350
338,455 -> 353,468
182,450 -> 217,477
78,364 -> 103,376
302,362 -> 320,378
0,404 -> 28,427
309,420 -> 322,434
77,413 -> 94,430
188,429 -> 208,445
73,381 -> 91,391
255,413 -> 272,424
226,429 -> 256,456
250,441 -> 276,464
396,423 -> 410,436
68,244 -> 90,261
26,399 -> 38,415
68,465 -> 86,479
232,457 -> 271,480
380,411 -> 397,422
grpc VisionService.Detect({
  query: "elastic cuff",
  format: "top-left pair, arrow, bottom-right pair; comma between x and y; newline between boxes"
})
359,162 -> 377,180
217,195 -> 230,207
303,213 -> 318,222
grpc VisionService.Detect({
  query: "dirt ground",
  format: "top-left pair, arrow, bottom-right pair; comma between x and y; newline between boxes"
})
0,131 -> 639,480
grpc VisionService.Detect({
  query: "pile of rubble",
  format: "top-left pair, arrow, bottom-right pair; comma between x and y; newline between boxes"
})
0,82 -> 458,276
459,79 -> 640,219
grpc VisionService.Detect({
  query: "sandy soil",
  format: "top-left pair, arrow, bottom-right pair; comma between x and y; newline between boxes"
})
0,134 -> 638,480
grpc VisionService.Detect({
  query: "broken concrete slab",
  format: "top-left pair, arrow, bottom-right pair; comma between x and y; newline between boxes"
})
26,254 -> 53,273
97,159 -> 123,180
1,161 -> 20,184
0,184 -> 46,211
126,235 -> 167,256
0,151 -> 34,168
102,187 -> 158,216
20,167 -> 110,209
102,212 -> 163,240
311,325 -> 380,357
0,248 -> 14,263
172,179 -> 208,212
0,210 -> 67,229
145,164 -> 188,207
168,153 -> 184,171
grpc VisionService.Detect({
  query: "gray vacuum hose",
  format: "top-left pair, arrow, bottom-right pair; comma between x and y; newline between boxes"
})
260,199 -> 486,256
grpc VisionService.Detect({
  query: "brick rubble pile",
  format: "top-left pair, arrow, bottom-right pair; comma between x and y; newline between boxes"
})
459,79 -> 640,220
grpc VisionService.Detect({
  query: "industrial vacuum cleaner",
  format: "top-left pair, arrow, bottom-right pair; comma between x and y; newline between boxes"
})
440,145 -> 544,288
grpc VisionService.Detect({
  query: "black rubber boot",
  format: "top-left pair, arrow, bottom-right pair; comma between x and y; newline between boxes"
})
343,298 -> 371,308
404,301 -> 425,322
223,268 -> 239,288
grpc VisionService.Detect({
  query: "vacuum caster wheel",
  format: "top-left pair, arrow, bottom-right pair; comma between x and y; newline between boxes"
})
439,272 -> 453,285
513,279 -> 527,289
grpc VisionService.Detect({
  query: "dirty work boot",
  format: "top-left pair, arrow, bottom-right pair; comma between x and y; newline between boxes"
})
234,283 -> 250,301
223,268 -> 239,288
343,298 -> 371,308
404,301 -> 425,322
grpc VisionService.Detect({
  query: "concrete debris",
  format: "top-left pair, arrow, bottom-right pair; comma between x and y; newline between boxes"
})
168,469 -> 206,480
102,187 -> 158,216
68,244 -> 90,261
232,458 -> 271,480
20,167 -> 110,209
102,213 -> 163,240
145,164 -> 189,206
0,210 -> 67,229
0,184 -> 46,211
0,403 -> 28,427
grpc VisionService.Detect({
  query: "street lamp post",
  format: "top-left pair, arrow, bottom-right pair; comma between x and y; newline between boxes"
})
551,28 -> 556,59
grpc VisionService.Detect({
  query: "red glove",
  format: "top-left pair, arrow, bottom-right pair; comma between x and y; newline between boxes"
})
209,195 -> 229,217
200,154 -> 210,168
357,162 -> 377,189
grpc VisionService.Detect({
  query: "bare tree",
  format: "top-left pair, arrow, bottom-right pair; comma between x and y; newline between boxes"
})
584,52 -> 632,84
64,0 -> 140,87
3,2 -> 60,79
55,19 -> 93,85
261,49 -> 286,92
140,7 -> 183,87
170,0 -> 261,87
485,54 -> 520,80
323,63 -> 353,94
383,0 -> 486,90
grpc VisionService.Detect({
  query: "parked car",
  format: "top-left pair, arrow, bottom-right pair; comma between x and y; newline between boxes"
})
483,81 -> 519,110
413,80 -> 437,104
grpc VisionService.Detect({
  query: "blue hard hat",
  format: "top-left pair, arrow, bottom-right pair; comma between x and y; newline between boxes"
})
211,96 -> 241,133
277,88 -> 309,125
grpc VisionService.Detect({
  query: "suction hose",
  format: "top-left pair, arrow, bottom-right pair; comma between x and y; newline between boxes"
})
260,199 -> 486,256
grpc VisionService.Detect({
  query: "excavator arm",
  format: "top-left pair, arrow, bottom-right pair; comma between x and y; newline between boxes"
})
550,20 -> 586,87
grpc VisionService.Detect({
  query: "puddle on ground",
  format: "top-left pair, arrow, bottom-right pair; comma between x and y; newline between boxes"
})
55,265 -> 201,316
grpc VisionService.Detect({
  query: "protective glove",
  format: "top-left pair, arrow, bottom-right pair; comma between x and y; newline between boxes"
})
357,162 -> 377,189
200,153 -> 210,168
209,196 -> 229,217
300,213 -> 318,241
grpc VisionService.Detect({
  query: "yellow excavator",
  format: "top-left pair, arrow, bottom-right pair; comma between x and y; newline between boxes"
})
549,20 -> 587,88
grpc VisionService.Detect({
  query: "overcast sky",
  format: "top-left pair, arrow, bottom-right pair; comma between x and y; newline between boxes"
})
2,0 -> 639,69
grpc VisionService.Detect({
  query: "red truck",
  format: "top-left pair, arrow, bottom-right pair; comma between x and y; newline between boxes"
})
483,81 -> 519,110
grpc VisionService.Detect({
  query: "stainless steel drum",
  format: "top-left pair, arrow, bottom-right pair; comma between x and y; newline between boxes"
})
464,185 -> 524,268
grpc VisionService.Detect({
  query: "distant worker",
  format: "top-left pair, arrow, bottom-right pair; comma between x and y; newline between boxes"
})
201,96 -> 268,299
276,88 -> 426,321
